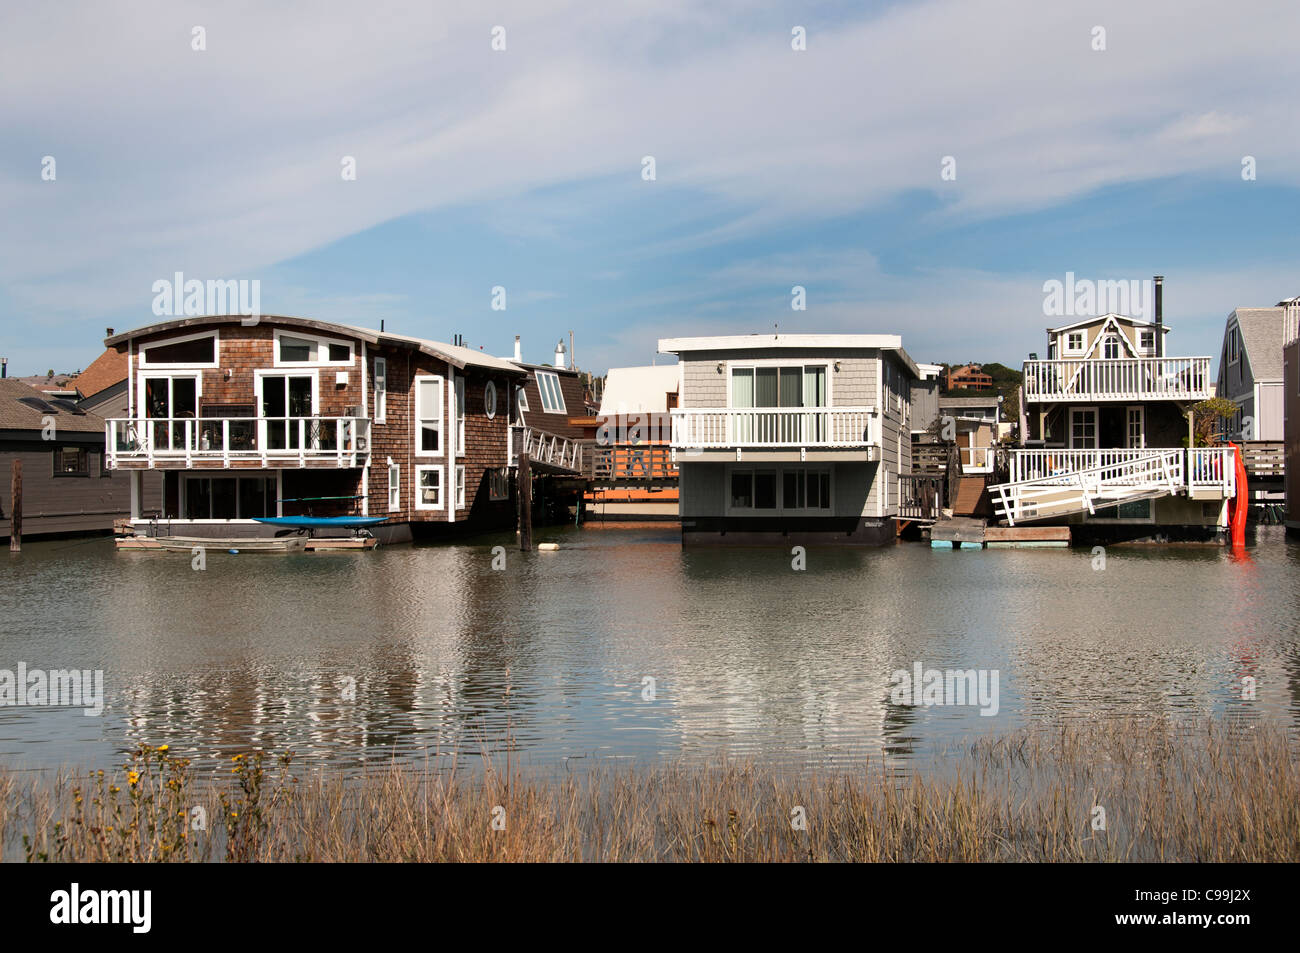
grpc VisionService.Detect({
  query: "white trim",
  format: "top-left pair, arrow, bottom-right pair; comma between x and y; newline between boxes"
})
138,329 -> 221,368
455,374 -> 465,456
253,368 -> 319,416
484,380 -> 497,419
274,329 -> 356,368
372,356 -> 387,423
661,333 -> 902,351
455,464 -> 466,509
535,370 -> 566,414
516,384 -> 529,412
1125,405 -> 1146,449
725,361 -> 832,409
413,374 -> 444,457
1069,406 -> 1099,449
137,370 -> 203,420
387,462 -> 400,512
414,464 -> 444,510
1063,331 -> 1085,355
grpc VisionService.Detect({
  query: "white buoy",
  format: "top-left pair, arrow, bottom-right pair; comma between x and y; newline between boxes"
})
538,542 -> 560,551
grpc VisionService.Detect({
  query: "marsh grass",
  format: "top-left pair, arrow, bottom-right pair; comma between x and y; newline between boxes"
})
4,718 -> 1297,862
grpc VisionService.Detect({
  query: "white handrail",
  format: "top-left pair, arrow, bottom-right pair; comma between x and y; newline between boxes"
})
1022,357 -> 1212,401
670,407 -> 877,448
106,416 -> 370,468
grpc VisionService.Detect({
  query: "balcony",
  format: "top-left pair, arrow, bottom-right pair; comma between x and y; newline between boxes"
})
671,407 -> 878,452
1022,357 -> 1212,402
106,417 -> 371,469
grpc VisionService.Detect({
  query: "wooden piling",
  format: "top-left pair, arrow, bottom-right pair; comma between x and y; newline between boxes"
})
519,450 -> 532,551
9,459 -> 21,552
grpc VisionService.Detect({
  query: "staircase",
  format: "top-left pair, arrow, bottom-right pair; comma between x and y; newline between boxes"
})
951,476 -> 990,516
989,449 -> 1186,526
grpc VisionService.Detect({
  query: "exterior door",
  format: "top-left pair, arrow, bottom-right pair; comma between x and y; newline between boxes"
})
261,375 -> 314,450
143,376 -> 197,450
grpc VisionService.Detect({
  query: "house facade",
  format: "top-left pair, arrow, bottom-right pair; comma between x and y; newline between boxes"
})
1,378 -> 160,540
993,311 -> 1235,541
103,316 -> 526,542
661,334 -> 920,546
1216,300 -> 1297,442
945,364 -> 993,391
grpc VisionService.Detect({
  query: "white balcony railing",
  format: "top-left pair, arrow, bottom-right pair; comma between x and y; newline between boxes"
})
107,416 -> 370,469
992,447 -> 1237,525
959,445 -> 995,473
670,407 -> 877,449
1022,357 -> 1213,402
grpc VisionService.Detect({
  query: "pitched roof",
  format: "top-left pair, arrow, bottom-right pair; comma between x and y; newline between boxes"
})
103,315 -> 527,376
657,333 -> 922,378
1046,313 -> 1171,334
599,366 -> 679,415
1227,308 -> 1286,381
70,347 -> 128,400
0,379 -> 106,434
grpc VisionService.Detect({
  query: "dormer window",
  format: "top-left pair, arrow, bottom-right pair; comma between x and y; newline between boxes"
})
1139,330 -> 1155,353
1064,332 -> 1084,354
1102,334 -> 1122,359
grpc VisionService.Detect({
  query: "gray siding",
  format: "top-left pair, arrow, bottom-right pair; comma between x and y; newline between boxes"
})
677,348 -> 882,409
0,442 -> 161,538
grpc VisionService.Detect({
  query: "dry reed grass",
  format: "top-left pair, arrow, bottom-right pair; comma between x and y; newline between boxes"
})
3,718 -> 1296,862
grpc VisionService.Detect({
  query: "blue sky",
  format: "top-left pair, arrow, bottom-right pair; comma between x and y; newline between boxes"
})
2,0 -> 1298,376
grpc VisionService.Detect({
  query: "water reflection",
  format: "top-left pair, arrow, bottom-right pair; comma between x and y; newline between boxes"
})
0,526 -> 1297,775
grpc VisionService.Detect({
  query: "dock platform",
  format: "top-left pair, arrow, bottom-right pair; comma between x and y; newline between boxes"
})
928,518 -> 1070,549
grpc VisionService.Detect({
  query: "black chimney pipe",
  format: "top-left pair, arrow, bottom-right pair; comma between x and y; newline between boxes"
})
1153,276 -> 1163,357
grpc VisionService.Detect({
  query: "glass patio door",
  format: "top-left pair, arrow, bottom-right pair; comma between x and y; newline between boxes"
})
144,376 -> 197,450
262,375 -> 314,450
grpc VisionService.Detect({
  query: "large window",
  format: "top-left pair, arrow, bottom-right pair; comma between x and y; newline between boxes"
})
140,333 -> 217,367
730,466 -> 831,514
415,466 -> 443,510
536,371 -> 566,413
275,332 -> 353,366
730,364 -> 827,442
414,375 -> 443,455
1126,406 -> 1145,448
182,475 -> 277,519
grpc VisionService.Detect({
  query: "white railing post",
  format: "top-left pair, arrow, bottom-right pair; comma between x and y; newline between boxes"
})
223,419 -> 230,468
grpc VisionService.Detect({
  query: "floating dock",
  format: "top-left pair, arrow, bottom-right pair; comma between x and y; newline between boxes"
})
929,518 -> 1069,549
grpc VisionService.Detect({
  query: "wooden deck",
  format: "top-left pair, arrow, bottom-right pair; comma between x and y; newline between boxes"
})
928,518 -> 1070,549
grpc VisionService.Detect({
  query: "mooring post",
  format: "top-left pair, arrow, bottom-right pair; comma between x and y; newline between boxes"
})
519,450 -> 532,551
10,459 -> 21,552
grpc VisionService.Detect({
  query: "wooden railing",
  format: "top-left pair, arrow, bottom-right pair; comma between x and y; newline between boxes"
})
1238,441 -> 1285,479
1022,357 -> 1212,401
520,426 -> 583,472
959,445 -> 995,473
898,474 -> 945,521
671,407 -> 877,448
590,444 -> 677,482
107,417 -> 370,469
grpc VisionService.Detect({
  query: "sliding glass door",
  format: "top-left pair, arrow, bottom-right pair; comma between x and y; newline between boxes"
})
143,376 -> 197,450
731,365 -> 827,443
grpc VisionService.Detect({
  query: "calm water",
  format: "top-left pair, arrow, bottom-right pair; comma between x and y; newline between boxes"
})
1,525 -> 1298,775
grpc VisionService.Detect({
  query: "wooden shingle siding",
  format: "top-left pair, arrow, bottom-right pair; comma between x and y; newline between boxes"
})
518,365 -> 587,438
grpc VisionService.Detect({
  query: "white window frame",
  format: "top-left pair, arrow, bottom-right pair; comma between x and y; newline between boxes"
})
1125,405 -> 1145,449
725,360 -> 832,408
274,330 -> 355,368
1069,406 -> 1099,449
414,374 -> 444,458
387,462 -> 400,512
536,371 -> 566,413
373,357 -> 387,424
484,380 -> 497,419
1063,332 -> 1085,355
455,375 -> 466,456
1102,334 -> 1122,360
138,330 -> 220,369
414,465 -> 444,510
1088,497 -> 1155,524
253,368 -> 319,417
1138,330 -> 1155,355
516,385 -> 530,412
455,464 -> 466,508
137,371 -> 203,420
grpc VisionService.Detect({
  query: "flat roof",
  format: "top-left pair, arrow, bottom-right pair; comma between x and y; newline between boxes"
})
658,333 -> 920,377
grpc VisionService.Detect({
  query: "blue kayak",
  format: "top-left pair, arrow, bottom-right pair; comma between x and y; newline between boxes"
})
254,516 -> 388,529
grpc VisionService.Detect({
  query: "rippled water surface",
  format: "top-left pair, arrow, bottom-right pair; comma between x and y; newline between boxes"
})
2,525 -> 1297,774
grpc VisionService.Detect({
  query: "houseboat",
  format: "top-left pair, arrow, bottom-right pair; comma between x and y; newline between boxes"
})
660,333 -> 921,545
102,316 -> 529,543
1214,297 -> 1296,505
1,377 -> 160,541
587,365 -> 680,521
1285,312 -> 1300,536
991,286 -> 1236,543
